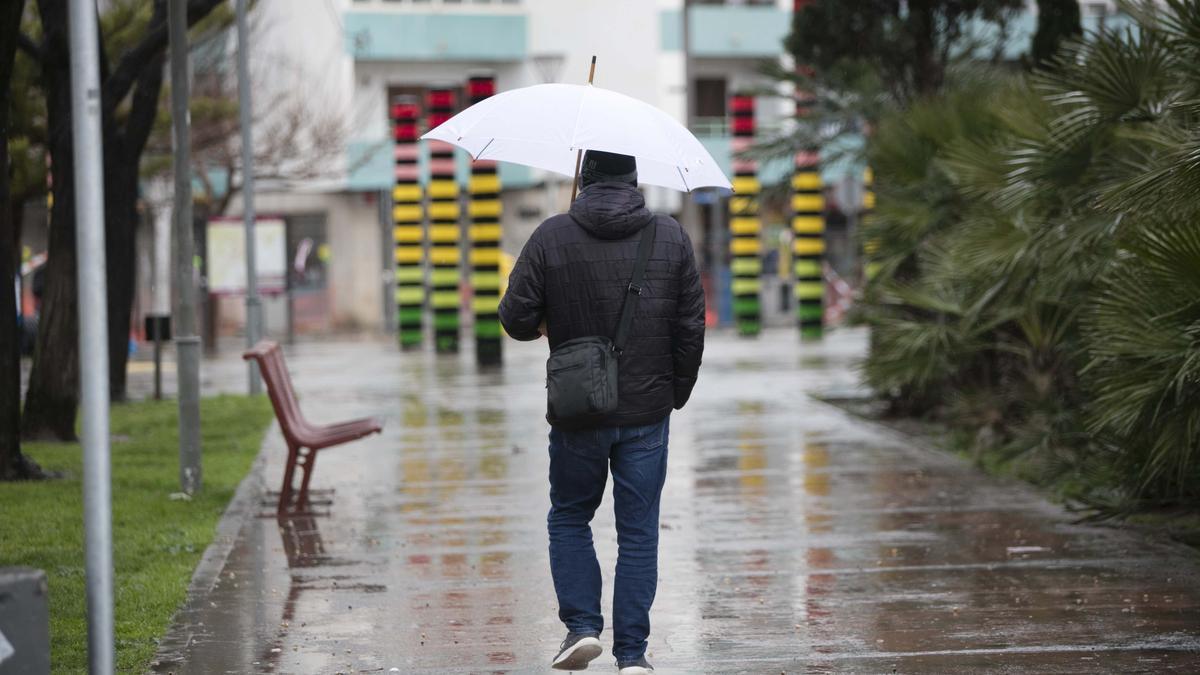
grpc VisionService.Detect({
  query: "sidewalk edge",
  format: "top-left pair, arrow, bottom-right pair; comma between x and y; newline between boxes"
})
148,428 -> 277,671
187,435 -> 272,596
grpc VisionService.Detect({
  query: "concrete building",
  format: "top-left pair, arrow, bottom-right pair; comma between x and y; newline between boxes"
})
215,0 -> 805,336
212,0 -> 1124,337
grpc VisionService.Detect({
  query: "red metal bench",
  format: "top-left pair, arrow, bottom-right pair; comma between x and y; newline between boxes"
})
243,340 -> 383,512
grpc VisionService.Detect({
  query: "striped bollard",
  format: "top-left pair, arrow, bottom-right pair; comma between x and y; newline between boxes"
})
729,93 -> 761,337
426,87 -> 461,353
467,74 -> 503,366
390,96 -> 423,349
862,167 -> 880,281
792,149 -> 825,340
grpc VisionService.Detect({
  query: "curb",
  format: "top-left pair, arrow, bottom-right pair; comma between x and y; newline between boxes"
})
149,427 -> 279,671
812,391 -> 1200,559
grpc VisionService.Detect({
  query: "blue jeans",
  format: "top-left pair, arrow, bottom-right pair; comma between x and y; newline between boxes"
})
547,416 -> 670,663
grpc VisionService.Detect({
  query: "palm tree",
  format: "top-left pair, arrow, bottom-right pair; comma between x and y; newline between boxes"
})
858,0 -> 1200,505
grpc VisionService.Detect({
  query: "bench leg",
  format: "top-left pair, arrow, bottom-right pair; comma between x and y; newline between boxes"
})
297,448 -> 318,505
278,443 -> 301,513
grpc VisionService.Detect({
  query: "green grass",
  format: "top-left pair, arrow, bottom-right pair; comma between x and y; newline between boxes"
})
0,395 -> 273,673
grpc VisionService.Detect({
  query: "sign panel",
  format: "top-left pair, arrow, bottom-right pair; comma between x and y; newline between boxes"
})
206,217 -> 287,295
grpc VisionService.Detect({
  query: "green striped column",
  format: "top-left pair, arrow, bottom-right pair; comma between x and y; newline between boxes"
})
426,87 -> 461,353
729,93 -> 761,337
792,150 -> 825,340
467,74 -> 503,366
862,167 -> 880,281
793,69 -> 825,340
390,96 -> 423,349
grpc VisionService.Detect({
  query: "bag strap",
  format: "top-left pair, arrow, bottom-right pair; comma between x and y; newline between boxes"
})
612,218 -> 657,355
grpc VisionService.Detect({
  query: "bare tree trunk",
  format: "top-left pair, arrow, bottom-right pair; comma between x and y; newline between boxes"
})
103,49 -> 165,402
21,0 -> 216,420
103,162 -> 138,401
22,0 -> 78,441
0,0 -> 43,476
908,0 -> 944,97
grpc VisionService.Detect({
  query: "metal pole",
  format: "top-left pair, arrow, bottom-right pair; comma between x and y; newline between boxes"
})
170,0 -> 203,494
153,334 -> 162,399
684,0 -> 721,298
702,0 -> 725,319
66,1 -> 113,671
380,187 -> 395,335
151,185 -> 171,400
236,0 -> 262,393
682,0 -> 692,129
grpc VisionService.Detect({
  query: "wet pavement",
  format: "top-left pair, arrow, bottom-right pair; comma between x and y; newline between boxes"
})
150,329 -> 1200,673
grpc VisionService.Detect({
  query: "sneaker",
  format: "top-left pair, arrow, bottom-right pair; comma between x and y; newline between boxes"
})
617,656 -> 654,674
551,632 -> 603,670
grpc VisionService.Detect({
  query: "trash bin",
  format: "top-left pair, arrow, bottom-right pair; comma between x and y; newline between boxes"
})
0,567 -> 49,675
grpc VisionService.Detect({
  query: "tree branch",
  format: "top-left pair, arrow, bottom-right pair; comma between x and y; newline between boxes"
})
96,6 -> 112,88
214,155 -> 236,215
103,0 -> 223,110
15,32 -> 41,62
121,52 -> 166,164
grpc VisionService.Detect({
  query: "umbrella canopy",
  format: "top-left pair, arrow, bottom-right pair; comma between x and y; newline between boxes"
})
421,83 -> 732,193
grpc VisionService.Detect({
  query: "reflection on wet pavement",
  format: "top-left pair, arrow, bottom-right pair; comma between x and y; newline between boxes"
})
153,329 -> 1200,673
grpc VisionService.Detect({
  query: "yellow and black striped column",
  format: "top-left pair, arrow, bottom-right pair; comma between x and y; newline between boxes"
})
729,93 -> 761,337
467,75 -> 504,366
862,167 -> 880,281
391,95 -> 423,349
426,87 -> 461,353
793,75 -> 825,339
792,149 -> 825,339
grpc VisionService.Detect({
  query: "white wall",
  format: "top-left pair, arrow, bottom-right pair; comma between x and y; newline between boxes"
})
224,190 -> 384,331
525,0 -> 663,103
216,0 -> 794,334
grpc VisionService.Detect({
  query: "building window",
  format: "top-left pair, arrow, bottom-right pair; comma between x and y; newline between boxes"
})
694,77 -> 727,119
287,214 -> 329,292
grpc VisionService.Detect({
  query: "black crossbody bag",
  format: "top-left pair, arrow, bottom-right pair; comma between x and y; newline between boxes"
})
545,219 -> 656,427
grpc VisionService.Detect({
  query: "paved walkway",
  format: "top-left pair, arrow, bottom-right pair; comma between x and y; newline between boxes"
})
151,330 -> 1200,673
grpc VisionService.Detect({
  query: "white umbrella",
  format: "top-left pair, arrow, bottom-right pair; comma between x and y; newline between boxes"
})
421,83 -> 733,193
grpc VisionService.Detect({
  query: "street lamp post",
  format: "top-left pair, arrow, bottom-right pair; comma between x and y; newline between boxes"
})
236,0 -> 262,394
66,0 -> 114,670
170,0 -> 203,495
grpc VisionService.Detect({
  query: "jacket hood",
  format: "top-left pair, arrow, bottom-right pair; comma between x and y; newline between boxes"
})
569,182 -> 654,240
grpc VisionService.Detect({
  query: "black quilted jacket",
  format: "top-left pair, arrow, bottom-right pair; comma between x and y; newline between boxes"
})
499,182 -> 706,429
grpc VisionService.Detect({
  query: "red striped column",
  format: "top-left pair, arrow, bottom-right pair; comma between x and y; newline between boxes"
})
792,63 -> 825,340
426,87 -> 461,353
467,74 -> 503,366
729,93 -> 761,336
390,95 -> 423,349
791,0 -> 826,339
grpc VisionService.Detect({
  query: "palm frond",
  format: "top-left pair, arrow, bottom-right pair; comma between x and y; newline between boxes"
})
1084,217 -> 1200,497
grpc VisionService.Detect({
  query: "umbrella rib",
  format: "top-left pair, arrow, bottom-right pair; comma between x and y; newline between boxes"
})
474,138 -> 496,162
677,166 -> 691,192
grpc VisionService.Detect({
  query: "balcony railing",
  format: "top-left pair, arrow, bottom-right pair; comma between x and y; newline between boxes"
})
344,10 -> 526,61
691,116 -> 783,138
660,4 -> 791,58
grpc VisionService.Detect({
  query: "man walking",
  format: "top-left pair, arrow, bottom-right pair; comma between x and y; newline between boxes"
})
499,150 -> 705,674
